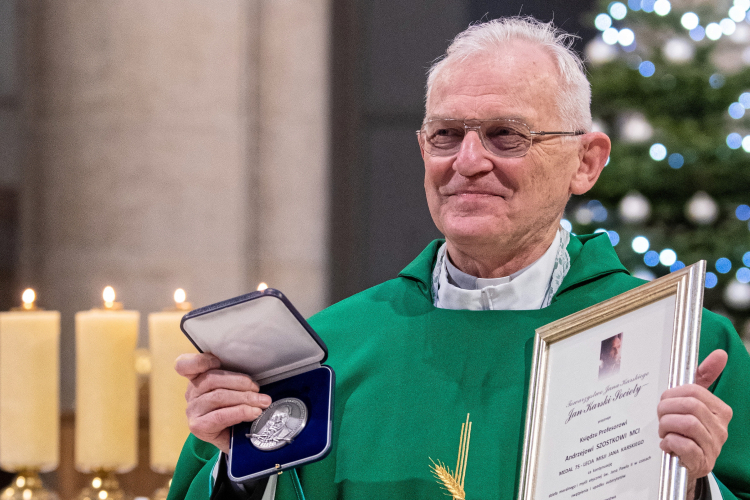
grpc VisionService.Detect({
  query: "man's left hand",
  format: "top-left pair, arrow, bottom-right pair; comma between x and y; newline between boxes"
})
658,349 -> 733,498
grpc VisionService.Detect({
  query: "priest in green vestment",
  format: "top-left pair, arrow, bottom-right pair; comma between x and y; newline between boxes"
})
168,17 -> 750,500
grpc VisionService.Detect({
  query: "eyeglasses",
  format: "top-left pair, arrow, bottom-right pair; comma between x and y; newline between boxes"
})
416,118 -> 585,158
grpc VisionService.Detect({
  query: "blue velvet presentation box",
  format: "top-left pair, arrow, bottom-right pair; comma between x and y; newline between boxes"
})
180,289 -> 334,482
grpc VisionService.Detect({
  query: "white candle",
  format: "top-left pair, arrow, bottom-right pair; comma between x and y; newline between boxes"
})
0,290 -> 60,471
148,289 -> 194,473
75,286 -> 139,472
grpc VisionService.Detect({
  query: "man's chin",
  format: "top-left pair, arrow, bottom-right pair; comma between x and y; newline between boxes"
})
441,218 -> 511,246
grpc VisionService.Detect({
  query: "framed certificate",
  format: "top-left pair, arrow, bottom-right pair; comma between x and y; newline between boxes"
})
518,261 -> 706,500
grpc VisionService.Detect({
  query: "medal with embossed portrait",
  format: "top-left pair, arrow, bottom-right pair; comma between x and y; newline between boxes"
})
246,397 -> 308,451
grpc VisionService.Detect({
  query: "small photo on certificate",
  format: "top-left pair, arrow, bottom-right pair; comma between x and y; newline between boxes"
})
598,333 -> 623,380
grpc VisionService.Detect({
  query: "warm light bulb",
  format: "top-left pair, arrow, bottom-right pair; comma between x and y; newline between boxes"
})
103,286 -> 115,304
21,288 -> 35,307
92,477 -> 102,489
257,282 -> 268,291
174,288 -> 186,304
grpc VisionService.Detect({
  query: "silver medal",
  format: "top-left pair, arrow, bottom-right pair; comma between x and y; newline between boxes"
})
247,397 -> 308,451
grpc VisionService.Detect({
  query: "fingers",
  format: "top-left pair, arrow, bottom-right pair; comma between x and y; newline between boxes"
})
695,350 -> 728,389
659,432 -> 710,476
186,369 -> 261,400
660,382 -> 731,418
659,384 -> 729,418
658,410 -> 720,461
176,353 -> 273,454
175,353 -> 221,379
188,404 -> 265,455
188,388 -> 272,417
658,376 -> 733,481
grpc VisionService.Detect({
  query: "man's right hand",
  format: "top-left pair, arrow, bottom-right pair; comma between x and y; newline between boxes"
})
175,353 -> 272,454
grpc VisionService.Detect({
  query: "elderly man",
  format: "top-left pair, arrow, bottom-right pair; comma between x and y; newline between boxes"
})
169,18 -> 749,500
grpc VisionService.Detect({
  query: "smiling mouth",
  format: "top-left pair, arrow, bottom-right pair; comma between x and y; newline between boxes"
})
450,191 -> 503,198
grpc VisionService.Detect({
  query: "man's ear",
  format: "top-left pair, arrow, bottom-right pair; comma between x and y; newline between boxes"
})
569,132 -> 611,195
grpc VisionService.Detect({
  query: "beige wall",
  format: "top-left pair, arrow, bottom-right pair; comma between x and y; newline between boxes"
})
19,0 -> 330,410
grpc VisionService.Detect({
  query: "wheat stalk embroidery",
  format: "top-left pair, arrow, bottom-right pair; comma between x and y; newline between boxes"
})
430,413 -> 472,500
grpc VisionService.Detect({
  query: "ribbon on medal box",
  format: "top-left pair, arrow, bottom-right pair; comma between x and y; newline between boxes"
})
180,289 -> 335,482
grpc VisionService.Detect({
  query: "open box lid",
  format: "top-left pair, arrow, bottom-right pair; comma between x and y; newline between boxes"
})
180,289 -> 327,386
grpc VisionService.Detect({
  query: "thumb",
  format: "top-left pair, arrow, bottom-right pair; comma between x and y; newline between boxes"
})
695,349 -> 728,389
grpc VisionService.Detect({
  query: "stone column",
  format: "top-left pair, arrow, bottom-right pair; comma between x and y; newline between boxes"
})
253,0 -> 331,316
19,0 -> 330,410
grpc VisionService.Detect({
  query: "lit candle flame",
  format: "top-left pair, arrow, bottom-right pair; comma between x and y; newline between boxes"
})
174,288 -> 186,304
21,289 -> 36,309
103,286 -> 115,308
257,282 -> 268,291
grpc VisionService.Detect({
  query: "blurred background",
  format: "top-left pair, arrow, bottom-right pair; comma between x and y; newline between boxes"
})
0,0 -> 597,414
1,0 -> 749,496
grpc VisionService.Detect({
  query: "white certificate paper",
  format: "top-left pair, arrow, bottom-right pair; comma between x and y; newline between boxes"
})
535,296 -> 675,500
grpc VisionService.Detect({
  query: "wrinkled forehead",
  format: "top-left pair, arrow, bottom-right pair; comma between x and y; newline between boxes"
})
426,43 -> 562,124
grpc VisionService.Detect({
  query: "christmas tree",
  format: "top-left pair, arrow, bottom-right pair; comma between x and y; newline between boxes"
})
571,0 -> 750,342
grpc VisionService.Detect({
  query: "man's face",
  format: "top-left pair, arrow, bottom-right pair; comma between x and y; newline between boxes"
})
609,337 -> 622,363
422,42 -> 585,250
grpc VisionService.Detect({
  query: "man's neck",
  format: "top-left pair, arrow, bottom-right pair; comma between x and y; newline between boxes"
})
445,225 -> 560,279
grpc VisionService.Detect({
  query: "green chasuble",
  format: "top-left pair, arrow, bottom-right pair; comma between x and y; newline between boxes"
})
169,234 -> 750,500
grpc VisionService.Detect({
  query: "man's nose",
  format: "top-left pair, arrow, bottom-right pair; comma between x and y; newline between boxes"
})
453,130 -> 494,176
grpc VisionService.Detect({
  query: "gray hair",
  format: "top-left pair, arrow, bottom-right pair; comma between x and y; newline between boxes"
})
425,17 -> 592,131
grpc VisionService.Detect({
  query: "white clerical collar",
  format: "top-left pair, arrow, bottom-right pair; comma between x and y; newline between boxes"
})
431,228 -> 571,311
445,252 -> 532,289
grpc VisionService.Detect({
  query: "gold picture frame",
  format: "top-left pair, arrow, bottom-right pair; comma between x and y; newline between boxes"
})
518,261 -> 706,500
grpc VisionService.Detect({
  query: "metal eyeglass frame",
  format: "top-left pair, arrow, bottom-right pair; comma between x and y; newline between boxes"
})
416,118 -> 586,158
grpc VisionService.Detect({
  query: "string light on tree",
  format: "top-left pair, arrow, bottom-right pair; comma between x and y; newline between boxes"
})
649,143 -> 667,160
632,236 -> 650,253
729,103 -> 745,119
618,28 -> 636,46
610,2 -> 627,20
653,0 -> 671,16
727,133 -> 743,149
730,6 -> 747,22
680,12 -> 699,30
716,257 -> 733,274
603,27 -> 620,45
706,273 -> 719,289
736,204 -> 750,221
690,26 -> 706,42
595,13 -> 613,31
671,261 -> 686,272
720,19 -> 736,36
706,23 -> 723,41
659,249 -> 677,266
